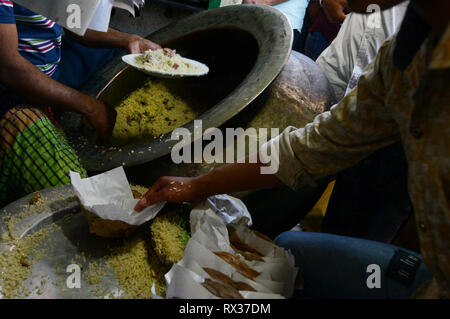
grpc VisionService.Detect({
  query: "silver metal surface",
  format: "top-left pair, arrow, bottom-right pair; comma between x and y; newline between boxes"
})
0,185 -> 126,299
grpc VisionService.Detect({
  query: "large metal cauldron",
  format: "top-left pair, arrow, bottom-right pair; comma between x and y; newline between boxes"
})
62,5 -> 297,170
60,5 -> 336,237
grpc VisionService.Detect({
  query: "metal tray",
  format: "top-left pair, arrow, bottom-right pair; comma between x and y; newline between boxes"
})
0,185 -> 137,299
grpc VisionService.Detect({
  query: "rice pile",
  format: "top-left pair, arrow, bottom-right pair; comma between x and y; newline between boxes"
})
0,223 -> 59,298
0,190 -> 80,298
104,229 -> 168,298
85,261 -> 105,286
4,192 -> 47,238
136,48 -> 204,74
101,207 -> 190,298
111,79 -> 198,145
76,185 -> 190,298
0,187 -> 191,299
150,209 -> 190,265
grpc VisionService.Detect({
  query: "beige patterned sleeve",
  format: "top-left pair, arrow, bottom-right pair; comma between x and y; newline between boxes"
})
260,41 -> 401,189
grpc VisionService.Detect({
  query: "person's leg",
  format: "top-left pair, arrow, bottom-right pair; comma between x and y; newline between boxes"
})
0,107 -> 87,207
275,231 -> 432,299
322,143 -> 414,246
58,34 -> 121,89
304,31 -> 329,61
242,176 -> 330,239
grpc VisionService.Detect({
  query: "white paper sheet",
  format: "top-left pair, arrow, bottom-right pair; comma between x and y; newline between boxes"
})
164,206 -> 299,299
88,0 -> 114,32
87,0 -> 147,32
70,167 -> 165,226
13,0 -> 101,35
165,264 -> 219,299
12,0 -> 146,35
191,194 -> 253,228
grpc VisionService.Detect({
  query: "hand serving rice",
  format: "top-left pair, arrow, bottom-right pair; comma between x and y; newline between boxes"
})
136,48 -> 204,74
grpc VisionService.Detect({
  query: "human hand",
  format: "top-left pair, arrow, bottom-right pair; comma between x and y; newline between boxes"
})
322,0 -> 347,23
84,100 -> 117,143
134,176 -> 207,212
125,34 -> 162,54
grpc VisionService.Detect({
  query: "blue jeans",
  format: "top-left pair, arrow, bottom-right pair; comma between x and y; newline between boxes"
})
304,31 -> 329,61
275,231 -> 432,298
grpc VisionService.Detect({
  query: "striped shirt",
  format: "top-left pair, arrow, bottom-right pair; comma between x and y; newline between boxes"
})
0,1 -> 62,78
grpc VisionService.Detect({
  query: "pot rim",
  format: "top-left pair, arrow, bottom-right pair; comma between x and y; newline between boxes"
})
70,5 -> 293,171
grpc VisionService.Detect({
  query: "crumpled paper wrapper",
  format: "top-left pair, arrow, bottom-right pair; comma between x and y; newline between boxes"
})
70,167 -> 165,226
191,194 -> 253,227
162,198 -> 298,299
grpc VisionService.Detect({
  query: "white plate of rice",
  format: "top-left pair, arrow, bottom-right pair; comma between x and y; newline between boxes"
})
122,48 -> 209,78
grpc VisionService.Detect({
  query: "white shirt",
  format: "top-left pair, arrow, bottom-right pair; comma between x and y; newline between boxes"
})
274,0 -> 309,31
316,2 -> 409,101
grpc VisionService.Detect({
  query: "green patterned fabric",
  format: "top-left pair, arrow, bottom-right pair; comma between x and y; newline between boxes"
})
0,108 -> 87,207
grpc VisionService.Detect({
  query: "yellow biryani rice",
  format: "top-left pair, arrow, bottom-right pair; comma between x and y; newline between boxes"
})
0,187 -> 190,299
150,209 -> 190,265
111,79 -> 198,145
137,48 -> 204,74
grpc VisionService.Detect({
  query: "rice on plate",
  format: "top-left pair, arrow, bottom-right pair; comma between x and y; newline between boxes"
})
136,48 -> 205,74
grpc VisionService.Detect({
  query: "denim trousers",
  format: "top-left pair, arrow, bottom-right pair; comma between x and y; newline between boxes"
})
275,231 -> 432,299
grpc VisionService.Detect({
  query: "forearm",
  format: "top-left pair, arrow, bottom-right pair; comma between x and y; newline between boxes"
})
0,54 -> 97,115
66,28 -> 131,51
193,160 -> 282,198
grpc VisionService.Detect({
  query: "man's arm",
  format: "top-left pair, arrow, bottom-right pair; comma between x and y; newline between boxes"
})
134,160 -> 282,211
65,28 -> 161,54
135,40 -> 400,211
0,24 -> 116,141
258,41 -> 400,190
322,0 -> 348,23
